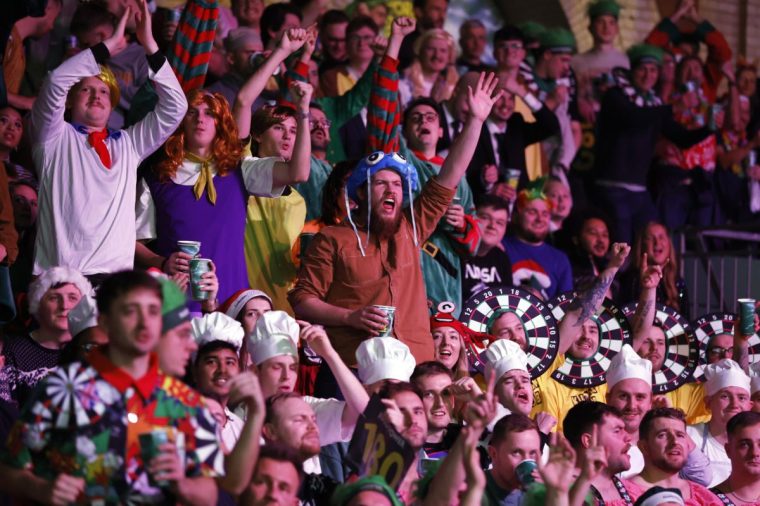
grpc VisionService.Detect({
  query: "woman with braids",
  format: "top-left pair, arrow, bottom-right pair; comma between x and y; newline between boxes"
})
134,81 -> 312,311
617,221 -> 689,317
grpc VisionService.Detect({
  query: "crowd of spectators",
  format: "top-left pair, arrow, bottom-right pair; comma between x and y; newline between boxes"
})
1,0 -> 760,504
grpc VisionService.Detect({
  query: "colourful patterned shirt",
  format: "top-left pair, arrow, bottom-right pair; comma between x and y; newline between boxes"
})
1,350 -> 224,505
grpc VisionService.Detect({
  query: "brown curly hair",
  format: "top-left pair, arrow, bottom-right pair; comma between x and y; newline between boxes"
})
156,90 -> 242,182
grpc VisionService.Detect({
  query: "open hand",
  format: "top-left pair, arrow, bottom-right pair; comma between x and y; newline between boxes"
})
467,72 -> 503,122
103,6 -> 130,56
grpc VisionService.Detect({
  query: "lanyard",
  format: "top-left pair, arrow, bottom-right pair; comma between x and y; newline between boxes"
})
711,489 -> 736,506
590,478 -> 633,506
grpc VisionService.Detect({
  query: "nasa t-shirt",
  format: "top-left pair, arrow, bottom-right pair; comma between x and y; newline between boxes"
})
460,247 -> 513,301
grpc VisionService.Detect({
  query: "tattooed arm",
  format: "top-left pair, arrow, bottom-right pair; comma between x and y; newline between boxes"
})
631,253 -> 663,352
558,243 -> 630,354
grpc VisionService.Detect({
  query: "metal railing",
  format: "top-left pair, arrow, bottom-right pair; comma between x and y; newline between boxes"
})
676,224 -> 760,317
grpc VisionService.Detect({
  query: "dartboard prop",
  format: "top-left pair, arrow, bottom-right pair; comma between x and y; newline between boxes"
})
461,285 -> 559,379
621,303 -> 699,394
691,312 -> 760,382
546,292 -> 631,388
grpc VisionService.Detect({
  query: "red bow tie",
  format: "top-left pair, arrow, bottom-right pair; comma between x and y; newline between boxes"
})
88,129 -> 112,169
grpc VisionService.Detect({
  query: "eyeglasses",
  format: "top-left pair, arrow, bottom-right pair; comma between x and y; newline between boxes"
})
708,346 -> 733,357
409,112 -> 439,124
309,119 -> 332,130
497,41 -> 524,51
348,35 -> 374,44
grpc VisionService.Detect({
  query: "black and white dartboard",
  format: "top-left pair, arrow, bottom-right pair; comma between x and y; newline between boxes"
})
546,292 -> 631,388
691,312 -> 760,381
461,285 -> 559,379
621,303 -> 699,394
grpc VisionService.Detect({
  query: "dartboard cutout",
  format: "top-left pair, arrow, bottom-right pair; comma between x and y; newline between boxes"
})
461,285 -> 559,379
691,312 -> 760,382
546,292 -> 631,388
621,303 -> 699,394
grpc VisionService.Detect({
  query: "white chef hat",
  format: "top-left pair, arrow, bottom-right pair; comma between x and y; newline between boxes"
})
192,312 -> 244,352
356,337 -> 416,385
67,294 -> 98,338
248,311 -> 299,365
606,344 -> 653,390
704,359 -> 751,396
28,266 -> 93,317
749,361 -> 760,396
484,339 -> 529,381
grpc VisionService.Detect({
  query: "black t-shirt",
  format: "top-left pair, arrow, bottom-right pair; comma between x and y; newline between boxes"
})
299,473 -> 338,506
461,247 -> 513,301
1,334 -> 63,409
423,423 -> 462,460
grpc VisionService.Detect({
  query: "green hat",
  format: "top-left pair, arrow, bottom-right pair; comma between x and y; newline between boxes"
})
331,476 -> 402,506
539,28 -> 576,54
588,0 -> 621,20
517,21 -> 546,44
627,43 -> 664,67
160,278 -> 191,333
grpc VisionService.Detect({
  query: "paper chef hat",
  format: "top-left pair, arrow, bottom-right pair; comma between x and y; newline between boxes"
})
749,361 -> 760,396
67,294 -> 98,338
248,311 -> 300,365
606,344 -> 653,390
704,359 -> 751,396
192,312 -> 245,352
484,339 -> 529,381
356,337 -> 416,385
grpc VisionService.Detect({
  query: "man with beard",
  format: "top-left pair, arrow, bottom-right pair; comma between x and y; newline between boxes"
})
563,401 -> 634,505
687,360 -> 752,488
289,72 -> 501,370
502,184 -> 572,299
711,411 -> 760,504
262,393 -> 337,505
192,312 -> 247,450
631,260 -> 711,424
294,104 -> 335,221
377,382 -> 429,504
606,345 -> 711,484
624,408 -> 721,505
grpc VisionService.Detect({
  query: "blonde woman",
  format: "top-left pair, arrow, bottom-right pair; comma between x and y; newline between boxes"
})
399,28 -> 459,106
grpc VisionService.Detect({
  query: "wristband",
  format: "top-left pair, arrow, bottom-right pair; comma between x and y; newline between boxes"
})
296,110 -> 310,121
522,93 -> 543,112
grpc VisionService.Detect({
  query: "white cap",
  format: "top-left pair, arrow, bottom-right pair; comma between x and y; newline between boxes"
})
606,344 -> 653,390
749,361 -> 760,396
704,359 -> 751,396
67,295 -> 98,338
28,266 -> 92,317
192,312 -> 244,352
248,311 -> 299,365
483,339 -> 529,381
356,337 -> 416,385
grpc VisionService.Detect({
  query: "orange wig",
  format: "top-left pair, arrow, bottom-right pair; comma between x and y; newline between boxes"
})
157,90 -> 242,182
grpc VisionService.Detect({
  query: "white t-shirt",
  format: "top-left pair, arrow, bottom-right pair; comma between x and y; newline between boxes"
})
220,406 -> 245,452
31,48 -> 187,275
687,422 -> 731,488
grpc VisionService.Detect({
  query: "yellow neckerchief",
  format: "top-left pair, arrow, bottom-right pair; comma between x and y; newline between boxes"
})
185,151 -> 217,205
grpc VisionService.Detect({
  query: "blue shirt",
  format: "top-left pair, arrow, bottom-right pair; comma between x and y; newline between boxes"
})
502,235 -> 573,300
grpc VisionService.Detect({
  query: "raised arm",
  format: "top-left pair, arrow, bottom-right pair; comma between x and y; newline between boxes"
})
127,0 -> 188,159
558,243 -> 630,354
437,73 -> 502,189
234,29 -> 307,138
631,253 -> 664,351
300,323 -> 370,429
270,81 -> 313,187
218,372 -> 265,496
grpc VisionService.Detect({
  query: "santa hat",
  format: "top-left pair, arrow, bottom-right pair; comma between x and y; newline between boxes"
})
248,311 -> 299,365
749,361 -> 760,396
28,266 -> 92,317
704,359 -> 751,396
356,337 -> 416,385
220,289 -> 273,320
484,339 -> 529,381
192,312 -> 244,352
606,344 -> 652,390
